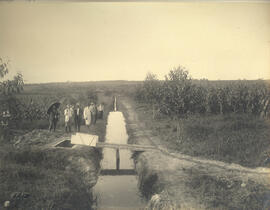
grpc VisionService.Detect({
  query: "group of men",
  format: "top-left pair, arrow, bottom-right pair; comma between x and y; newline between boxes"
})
50,102 -> 104,133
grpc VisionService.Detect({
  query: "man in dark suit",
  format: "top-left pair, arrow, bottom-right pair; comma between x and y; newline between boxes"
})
49,105 -> 59,132
74,103 -> 83,132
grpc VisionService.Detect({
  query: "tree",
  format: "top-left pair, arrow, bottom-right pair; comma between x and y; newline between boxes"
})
163,66 -> 193,117
162,66 -> 194,141
0,59 -> 24,96
0,58 -> 24,130
143,72 -> 161,119
0,58 -> 9,78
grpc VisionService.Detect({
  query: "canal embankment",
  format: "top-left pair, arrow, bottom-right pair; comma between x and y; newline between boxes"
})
119,95 -> 270,210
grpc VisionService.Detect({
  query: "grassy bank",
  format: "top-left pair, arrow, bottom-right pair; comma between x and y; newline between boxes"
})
130,99 -> 270,168
120,96 -> 270,210
0,145 -> 100,209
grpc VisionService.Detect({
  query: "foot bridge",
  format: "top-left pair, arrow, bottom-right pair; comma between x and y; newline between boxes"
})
70,132 -> 156,151
69,132 -> 157,172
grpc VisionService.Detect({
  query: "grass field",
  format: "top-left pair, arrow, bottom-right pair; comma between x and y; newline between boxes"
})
131,99 -> 270,168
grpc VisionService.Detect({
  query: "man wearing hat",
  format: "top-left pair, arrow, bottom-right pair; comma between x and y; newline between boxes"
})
74,102 -> 83,132
49,105 -> 59,132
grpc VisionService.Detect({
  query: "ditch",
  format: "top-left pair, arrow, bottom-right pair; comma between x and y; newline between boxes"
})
92,97 -> 146,209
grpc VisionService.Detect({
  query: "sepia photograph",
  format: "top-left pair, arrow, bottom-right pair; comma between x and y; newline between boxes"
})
0,0 -> 270,209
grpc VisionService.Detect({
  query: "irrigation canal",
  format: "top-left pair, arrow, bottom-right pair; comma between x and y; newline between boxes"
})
92,97 -> 146,209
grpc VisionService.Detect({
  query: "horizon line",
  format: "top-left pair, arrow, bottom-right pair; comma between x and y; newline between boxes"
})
24,78 -> 270,85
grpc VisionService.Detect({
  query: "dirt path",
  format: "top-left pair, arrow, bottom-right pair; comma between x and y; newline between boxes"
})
120,97 -> 270,210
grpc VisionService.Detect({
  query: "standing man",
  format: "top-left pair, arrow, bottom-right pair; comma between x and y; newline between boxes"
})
69,105 -> 74,117
84,102 -> 92,131
90,102 -> 97,125
49,105 -> 59,132
64,105 -> 72,133
74,103 -> 82,132
97,103 -> 104,119
69,104 -> 74,131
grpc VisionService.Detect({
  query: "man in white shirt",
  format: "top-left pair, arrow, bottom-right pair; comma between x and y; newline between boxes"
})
97,103 -> 104,119
64,105 -> 72,133
84,102 -> 92,131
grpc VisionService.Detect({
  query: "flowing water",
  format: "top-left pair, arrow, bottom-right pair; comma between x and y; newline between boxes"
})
92,99 -> 145,210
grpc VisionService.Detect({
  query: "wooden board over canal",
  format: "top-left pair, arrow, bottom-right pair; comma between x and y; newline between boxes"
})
70,132 -> 157,152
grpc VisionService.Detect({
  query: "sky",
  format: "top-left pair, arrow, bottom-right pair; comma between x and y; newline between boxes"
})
0,1 -> 269,83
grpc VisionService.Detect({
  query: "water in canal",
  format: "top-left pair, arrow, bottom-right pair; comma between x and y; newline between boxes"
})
92,109 -> 146,209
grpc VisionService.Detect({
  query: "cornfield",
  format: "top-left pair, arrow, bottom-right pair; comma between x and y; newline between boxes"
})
135,68 -> 270,118
0,90 -> 99,125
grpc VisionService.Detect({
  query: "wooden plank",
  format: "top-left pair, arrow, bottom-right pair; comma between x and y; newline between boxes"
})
100,169 -> 137,176
71,133 -> 98,146
96,142 -> 157,151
